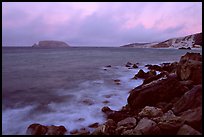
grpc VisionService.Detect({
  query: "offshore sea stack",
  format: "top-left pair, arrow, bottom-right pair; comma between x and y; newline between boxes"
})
32,40 -> 70,48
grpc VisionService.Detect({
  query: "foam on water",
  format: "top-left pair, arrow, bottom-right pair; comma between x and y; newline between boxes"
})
2,65 -> 144,135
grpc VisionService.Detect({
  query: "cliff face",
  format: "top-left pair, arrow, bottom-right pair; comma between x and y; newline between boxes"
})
152,33 -> 202,49
32,40 -> 70,48
121,33 -> 202,49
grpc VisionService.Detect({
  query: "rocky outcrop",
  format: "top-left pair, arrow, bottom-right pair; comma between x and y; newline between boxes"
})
177,124 -> 201,135
133,69 -> 156,79
90,52 -> 202,135
134,117 -> 161,135
32,40 -> 70,48
145,62 -> 178,73
128,74 -> 188,110
179,106 -> 202,132
117,117 -> 137,128
101,106 -> 130,123
138,106 -> 163,118
172,85 -> 202,114
176,52 -> 202,84
26,123 -> 67,135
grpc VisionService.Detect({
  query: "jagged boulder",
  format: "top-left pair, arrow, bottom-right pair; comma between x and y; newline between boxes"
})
133,69 -> 156,79
117,117 -> 137,128
138,106 -> 163,118
179,106 -> 202,132
133,117 -> 161,135
128,74 -> 188,110
172,85 -> 202,114
176,52 -> 202,84
177,124 -> 201,135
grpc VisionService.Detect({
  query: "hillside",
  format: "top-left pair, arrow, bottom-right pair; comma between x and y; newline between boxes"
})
121,33 -> 202,49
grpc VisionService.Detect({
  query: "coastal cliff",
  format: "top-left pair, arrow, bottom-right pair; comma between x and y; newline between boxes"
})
121,32 -> 202,49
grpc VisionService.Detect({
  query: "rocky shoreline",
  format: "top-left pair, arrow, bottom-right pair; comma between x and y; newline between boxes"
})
26,52 -> 202,135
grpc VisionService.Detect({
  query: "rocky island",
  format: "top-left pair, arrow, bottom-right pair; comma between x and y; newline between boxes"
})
32,40 -> 70,48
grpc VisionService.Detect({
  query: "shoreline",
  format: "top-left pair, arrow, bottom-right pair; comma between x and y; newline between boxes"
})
26,52 -> 202,135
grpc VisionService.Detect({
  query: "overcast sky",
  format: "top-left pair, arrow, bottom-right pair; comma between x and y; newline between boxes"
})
2,2 -> 202,47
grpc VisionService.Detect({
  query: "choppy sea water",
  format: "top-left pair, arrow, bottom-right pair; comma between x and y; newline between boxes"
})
2,47 -> 202,135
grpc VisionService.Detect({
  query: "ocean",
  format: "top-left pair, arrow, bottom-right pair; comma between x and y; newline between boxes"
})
2,47 -> 202,135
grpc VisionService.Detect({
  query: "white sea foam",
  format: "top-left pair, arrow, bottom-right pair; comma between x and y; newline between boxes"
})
2,65 -> 144,135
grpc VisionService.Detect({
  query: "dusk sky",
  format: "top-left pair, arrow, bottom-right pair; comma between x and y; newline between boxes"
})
2,2 -> 202,47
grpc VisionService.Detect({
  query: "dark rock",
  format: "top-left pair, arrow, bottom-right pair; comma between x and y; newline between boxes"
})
180,52 -> 202,61
88,123 -> 99,128
70,129 -> 79,134
133,69 -> 156,79
101,106 -> 113,114
76,128 -> 90,135
114,79 -> 121,85
138,106 -> 163,118
161,62 -> 178,73
26,123 -> 48,135
105,119 -> 117,135
114,79 -> 120,83
26,123 -> 67,135
102,107 -> 130,123
132,64 -> 138,68
91,125 -> 107,135
134,117 -> 161,135
179,106 -> 202,132
126,62 -> 132,66
172,85 -> 202,114
115,126 -> 129,135
102,100 -> 110,104
70,128 -> 90,135
46,125 -> 67,135
117,117 -> 137,128
152,109 -> 186,134
145,64 -> 163,71
76,118 -> 85,121
126,64 -> 131,67
91,119 -> 117,135
103,94 -> 117,98
128,74 -> 188,110
106,65 -> 111,67
107,111 -> 130,123
178,47 -> 191,50
142,71 -> 168,85
179,80 -> 194,90
82,99 -> 94,105
176,52 -> 202,84
177,124 -> 201,135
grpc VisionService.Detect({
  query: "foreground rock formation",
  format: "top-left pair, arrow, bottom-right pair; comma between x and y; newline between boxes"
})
32,40 -> 70,48
26,52 -> 202,135
92,52 -> 202,135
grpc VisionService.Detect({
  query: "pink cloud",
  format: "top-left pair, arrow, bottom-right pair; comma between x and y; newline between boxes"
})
2,2 -> 202,46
